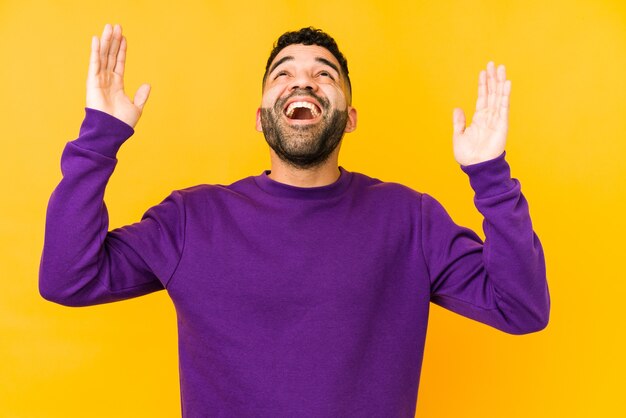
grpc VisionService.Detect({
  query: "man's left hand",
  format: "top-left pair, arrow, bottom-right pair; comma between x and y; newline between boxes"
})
452,62 -> 511,166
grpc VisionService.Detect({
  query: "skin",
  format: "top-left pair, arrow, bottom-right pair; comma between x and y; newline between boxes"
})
86,24 -> 150,128
452,62 -> 511,166
256,44 -> 357,187
86,24 -> 511,183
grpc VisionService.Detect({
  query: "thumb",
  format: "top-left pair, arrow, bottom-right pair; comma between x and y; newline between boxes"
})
134,83 -> 151,111
452,108 -> 466,137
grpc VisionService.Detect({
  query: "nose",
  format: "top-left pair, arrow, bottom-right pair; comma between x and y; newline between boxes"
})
288,72 -> 318,92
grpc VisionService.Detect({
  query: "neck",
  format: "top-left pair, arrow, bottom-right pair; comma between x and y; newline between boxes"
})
267,151 -> 341,187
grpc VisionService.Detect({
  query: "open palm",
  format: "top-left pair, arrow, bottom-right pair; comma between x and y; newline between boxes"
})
86,24 -> 150,128
453,62 -> 511,166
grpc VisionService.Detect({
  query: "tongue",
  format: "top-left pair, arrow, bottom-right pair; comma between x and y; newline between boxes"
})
291,107 -> 314,120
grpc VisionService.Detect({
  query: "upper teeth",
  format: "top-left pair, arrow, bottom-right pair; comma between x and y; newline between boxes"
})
285,101 -> 320,118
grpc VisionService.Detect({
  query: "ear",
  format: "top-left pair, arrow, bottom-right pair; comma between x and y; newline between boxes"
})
344,106 -> 357,133
255,108 -> 263,132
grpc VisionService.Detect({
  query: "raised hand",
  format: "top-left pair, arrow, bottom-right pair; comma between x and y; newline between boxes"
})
452,62 -> 511,166
86,24 -> 150,128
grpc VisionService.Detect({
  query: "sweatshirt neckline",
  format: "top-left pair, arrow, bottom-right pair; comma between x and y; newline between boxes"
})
253,166 -> 352,199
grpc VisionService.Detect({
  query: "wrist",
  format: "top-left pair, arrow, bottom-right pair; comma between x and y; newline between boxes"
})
73,108 -> 135,158
461,152 -> 516,198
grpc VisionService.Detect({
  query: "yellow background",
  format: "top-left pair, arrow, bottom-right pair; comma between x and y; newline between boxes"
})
1,0 -> 624,416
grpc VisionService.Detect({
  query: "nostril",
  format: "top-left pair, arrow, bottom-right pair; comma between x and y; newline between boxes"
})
289,82 -> 315,91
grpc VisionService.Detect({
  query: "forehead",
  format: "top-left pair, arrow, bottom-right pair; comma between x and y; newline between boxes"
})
269,44 -> 341,71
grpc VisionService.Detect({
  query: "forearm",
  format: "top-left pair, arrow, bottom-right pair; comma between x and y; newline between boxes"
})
462,153 -> 550,333
426,153 -> 550,334
39,109 -> 163,306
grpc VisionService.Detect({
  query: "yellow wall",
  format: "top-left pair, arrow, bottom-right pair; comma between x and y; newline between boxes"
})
1,0 -> 624,416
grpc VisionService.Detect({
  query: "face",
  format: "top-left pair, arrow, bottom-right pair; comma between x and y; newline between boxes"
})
256,44 -> 357,169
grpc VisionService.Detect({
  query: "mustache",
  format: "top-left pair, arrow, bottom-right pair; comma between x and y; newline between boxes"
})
274,89 -> 330,111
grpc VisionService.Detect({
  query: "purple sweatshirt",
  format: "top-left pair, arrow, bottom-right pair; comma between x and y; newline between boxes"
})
40,109 -> 549,417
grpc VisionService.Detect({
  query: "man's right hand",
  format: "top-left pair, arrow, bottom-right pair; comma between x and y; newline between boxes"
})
86,24 -> 150,128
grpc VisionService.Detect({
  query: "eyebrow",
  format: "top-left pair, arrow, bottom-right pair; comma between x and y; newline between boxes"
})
268,55 -> 342,77
315,57 -> 340,75
268,56 -> 293,76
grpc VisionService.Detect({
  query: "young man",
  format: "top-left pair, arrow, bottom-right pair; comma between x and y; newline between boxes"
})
40,24 -> 550,417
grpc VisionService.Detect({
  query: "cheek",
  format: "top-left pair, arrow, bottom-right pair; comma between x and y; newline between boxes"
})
261,95 -> 275,108
328,93 -> 347,110
261,86 -> 284,108
320,86 -> 347,108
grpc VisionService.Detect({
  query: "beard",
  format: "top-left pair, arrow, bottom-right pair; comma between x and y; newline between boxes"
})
260,90 -> 349,169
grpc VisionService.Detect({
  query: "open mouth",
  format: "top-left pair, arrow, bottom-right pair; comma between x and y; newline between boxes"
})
284,101 -> 322,120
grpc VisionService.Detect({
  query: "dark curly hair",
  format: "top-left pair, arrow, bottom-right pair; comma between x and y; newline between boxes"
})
262,27 -> 351,96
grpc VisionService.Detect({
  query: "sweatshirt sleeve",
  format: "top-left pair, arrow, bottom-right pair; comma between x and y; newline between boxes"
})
422,152 -> 550,334
39,108 -> 185,307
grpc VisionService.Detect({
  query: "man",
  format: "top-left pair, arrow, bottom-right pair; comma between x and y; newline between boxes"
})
40,24 -> 550,417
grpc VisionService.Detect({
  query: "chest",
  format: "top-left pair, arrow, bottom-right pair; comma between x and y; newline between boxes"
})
167,196 -> 429,332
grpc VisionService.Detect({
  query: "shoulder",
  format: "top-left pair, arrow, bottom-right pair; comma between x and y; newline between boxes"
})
172,175 -> 254,194
166,176 -> 260,207
348,170 -> 424,201
348,172 -> 455,228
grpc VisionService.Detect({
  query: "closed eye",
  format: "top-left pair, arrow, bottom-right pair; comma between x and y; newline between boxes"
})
317,71 -> 335,80
274,71 -> 289,79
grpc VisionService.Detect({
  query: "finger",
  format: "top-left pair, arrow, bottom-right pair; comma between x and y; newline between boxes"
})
499,79 -> 511,118
107,24 -> 122,72
134,83 -> 151,110
114,36 -> 127,77
99,24 -> 113,72
87,35 -> 100,78
497,64 -> 506,83
475,70 -> 487,111
452,108 -> 466,136
494,64 -> 506,117
486,61 -> 496,110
